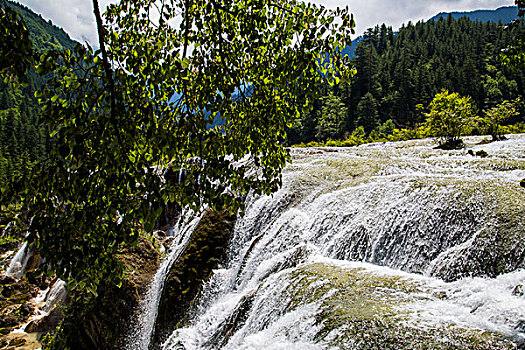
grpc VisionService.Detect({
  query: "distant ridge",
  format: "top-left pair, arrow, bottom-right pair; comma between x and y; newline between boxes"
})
429,6 -> 518,25
342,6 -> 519,60
7,0 -> 78,52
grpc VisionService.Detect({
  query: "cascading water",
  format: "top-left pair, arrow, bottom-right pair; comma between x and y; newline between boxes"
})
5,242 -> 30,279
126,210 -> 205,350
153,135 -> 524,349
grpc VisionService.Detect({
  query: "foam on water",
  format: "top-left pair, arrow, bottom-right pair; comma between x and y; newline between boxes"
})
158,135 -> 525,349
126,210 -> 204,350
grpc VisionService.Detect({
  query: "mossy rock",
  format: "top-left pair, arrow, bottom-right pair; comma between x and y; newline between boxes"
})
282,263 -> 516,349
53,234 -> 161,350
436,139 -> 464,150
9,337 -> 27,346
476,150 -> 489,158
1,332 -> 41,350
0,276 -> 38,336
152,209 -> 236,345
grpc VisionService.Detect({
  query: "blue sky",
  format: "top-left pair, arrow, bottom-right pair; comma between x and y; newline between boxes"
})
15,0 -> 516,45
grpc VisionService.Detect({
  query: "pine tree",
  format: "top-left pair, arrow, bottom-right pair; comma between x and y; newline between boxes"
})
316,93 -> 348,140
356,92 -> 380,133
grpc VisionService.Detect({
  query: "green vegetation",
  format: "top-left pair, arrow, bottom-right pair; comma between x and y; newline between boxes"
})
501,0 -> 525,69
43,235 -> 161,350
315,93 -> 347,140
289,11 -> 525,146
483,99 -> 520,141
293,98 -> 525,148
0,0 -> 33,86
0,1 -> 78,187
424,90 -> 476,148
0,0 -> 355,302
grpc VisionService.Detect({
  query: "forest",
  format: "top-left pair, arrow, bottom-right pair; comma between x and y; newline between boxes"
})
0,1 -> 76,185
1,1 -> 525,349
2,3 -> 525,184
287,15 -> 525,145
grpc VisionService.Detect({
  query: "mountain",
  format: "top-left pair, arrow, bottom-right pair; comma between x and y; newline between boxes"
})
342,6 -> 519,61
289,13 -> 525,144
341,36 -> 363,59
7,1 -> 77,52
429,6 -> 518,24
0,1 -> 79,184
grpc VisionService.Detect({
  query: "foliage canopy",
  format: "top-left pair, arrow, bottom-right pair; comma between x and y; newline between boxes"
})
0,0 -> 34,86
483,99 -> 520,140
424,89 -> 476,145
1,0 -> 355,293
501,0 -> 525,69
315,93 -> 348,140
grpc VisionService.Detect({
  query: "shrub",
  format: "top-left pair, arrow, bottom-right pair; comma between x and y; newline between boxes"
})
424,90 -> 476,146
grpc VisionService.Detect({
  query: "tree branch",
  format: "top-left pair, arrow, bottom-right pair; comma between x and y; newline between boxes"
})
92,0 -> 118,136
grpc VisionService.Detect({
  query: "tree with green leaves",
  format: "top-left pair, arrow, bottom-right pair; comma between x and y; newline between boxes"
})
1,0 -> 355,296
424,89 -> 476,147
501,0 -> 525,69
0,0 -> 34,86
483,99 -> 520,141
316,93 -> 348,140
356,92 -> 380,133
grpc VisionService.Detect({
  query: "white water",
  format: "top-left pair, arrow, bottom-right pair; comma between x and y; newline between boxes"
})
5,242 -> 30,279
126,210 -> 205,350
156,135 -> 525,349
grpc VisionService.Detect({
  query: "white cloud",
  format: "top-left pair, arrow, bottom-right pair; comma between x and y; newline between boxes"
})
14,0 -> 517,45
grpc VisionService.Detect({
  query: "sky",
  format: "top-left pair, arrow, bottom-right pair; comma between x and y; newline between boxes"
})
14,0 -> 516,46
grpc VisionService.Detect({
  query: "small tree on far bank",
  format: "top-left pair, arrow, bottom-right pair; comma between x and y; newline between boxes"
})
316,93 -> 348,141
425,89 -> 476,148
356,92 -> 380,134
483,99 -> 520,141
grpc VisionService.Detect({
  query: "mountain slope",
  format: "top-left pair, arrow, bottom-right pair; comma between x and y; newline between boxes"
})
7,1 -> 77,52
289,14 -> 525,144
0,1 -> 79,184
344,6 -> 519,61
429,6 -> 518,24
3,1 -> 78,90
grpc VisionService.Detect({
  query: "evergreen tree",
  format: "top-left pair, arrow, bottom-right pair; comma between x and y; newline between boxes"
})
356,92 -> 380,133
316,93 -> 348,140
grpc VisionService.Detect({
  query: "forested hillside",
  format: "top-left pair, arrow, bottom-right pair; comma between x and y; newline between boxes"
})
2,2 -> 524,164
289,15 -> 525,144
430,6 -> 518,23
0,1 -> 77,184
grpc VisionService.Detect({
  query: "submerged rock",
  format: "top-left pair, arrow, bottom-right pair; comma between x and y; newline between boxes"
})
203,289 -> 256,348
25,306 -> 63,333
249,262 -> 517,349
165,261 -> 521,349
43,279 -> 68,312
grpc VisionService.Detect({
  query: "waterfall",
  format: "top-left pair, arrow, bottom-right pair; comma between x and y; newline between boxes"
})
154,135 -> 524,349
126,210 -> 204,350
5,242 -> 30,279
